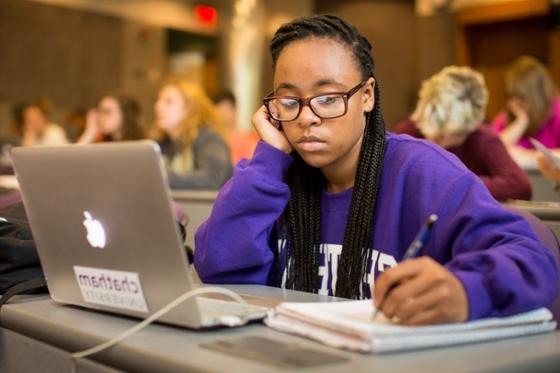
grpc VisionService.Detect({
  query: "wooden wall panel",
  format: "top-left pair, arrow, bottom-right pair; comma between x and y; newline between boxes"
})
455,0 -> 557,121
0,0 -> 122,109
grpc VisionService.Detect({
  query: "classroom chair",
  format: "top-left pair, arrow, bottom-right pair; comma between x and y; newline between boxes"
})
503,205 -> 560,328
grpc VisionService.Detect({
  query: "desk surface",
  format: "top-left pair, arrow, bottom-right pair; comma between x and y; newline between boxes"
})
2,286 -> 560,373
504,199 -> 560,220
171,189 -> 218,202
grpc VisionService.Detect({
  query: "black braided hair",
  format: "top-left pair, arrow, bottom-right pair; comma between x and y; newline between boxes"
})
271,15 -> 386,299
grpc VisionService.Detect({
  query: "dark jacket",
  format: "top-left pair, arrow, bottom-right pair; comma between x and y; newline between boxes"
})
159,128 -> 233,190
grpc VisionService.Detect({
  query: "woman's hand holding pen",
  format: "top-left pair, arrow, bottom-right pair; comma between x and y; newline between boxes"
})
252,105 -> 293,154
373,257 -> 469,325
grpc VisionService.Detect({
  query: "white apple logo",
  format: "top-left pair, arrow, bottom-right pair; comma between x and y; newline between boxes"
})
83,211 -> 106,249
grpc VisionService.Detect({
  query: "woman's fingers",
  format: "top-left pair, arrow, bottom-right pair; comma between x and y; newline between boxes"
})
252,105 -> 292,153
374,257 -> 469,325
374,257 -> 432,307
380,268 -> 443,319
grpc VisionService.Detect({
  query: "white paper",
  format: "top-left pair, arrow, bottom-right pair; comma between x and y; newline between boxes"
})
266,300 -> 556,353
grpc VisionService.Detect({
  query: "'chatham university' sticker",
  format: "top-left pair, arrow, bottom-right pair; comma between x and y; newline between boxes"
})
73,266 -> 149,313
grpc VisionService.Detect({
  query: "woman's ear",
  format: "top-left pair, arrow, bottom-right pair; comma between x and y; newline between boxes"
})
363,77 -> 375,113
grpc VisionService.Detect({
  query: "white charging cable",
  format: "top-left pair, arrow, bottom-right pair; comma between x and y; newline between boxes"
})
71,286 -> 247,359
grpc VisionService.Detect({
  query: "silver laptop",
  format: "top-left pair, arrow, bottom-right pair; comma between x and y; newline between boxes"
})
11,141 -> 267,328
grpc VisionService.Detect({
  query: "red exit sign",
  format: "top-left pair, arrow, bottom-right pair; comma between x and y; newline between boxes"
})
195,4 -> 218,26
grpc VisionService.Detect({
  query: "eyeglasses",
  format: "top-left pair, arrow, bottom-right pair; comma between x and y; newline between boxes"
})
263,81 -> 366,122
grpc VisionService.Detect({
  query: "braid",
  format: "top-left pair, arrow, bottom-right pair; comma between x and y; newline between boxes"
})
285,157 -> 323,291
272,15 -> 386,298
336,81 -> 386,298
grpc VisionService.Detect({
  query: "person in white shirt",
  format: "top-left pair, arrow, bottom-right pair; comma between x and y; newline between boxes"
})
21,104 -> 68,147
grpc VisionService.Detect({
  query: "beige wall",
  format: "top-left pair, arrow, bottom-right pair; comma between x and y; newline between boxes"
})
120,22 -> 166,128
260,0 -> 315,98
217,0 -> 314,130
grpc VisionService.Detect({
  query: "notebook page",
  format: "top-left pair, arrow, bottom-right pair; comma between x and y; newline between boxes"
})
265,313 -> 373,352
265,312 -> 556,353
371,321 -> 557,353
267,301 -> 556,353
276,300 -> 553,337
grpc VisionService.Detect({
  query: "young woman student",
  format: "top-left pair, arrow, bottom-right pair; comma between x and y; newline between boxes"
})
77,94 -> 145,144
153,79 -> 232,190
195,15 -> 558,325
492,56 -> 560,169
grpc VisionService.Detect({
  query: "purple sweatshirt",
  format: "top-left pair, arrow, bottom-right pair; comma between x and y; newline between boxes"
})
195,133 -> 559,320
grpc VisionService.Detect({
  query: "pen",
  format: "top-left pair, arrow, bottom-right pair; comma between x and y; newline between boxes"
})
372,214 -> 438,321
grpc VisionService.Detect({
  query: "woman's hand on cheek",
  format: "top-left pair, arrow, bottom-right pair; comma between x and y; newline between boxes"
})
84,109 -> 101,135
508,99 -> 529,127
252,105 -> 293,154
373,257 -> 469,325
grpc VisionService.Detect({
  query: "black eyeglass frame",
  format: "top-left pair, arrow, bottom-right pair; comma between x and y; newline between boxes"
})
263,80 -> 367,122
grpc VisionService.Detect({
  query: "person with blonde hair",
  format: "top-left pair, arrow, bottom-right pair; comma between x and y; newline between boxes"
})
492,56 -> 560,168
153,79 -> 232,190
395,66 -> 531,201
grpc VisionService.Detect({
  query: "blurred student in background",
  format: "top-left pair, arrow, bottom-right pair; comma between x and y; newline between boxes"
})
4,103 -> 25,146
63,107 -> 87,142
213,91 -> 259,165
0,103 -> 25,174
394,66 -> 531,201
20,102 -> 68,147
77,94 -> 144,144
492,56 -> 560,169
153,79 -> 232,190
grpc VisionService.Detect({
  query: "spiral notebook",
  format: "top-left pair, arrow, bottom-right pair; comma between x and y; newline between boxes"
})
264,300 -> 556,353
